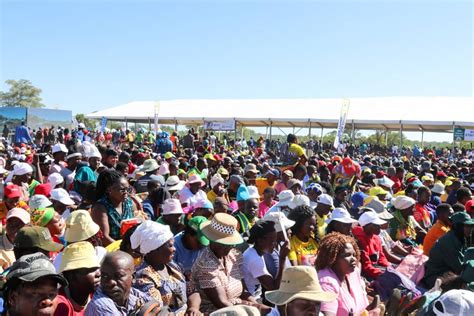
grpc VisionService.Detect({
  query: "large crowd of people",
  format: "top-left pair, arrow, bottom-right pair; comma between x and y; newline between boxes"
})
0,121 -> 473,315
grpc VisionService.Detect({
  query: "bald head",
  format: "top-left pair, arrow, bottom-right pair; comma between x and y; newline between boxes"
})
100,251 -> 135,306
102,251 -> 134,271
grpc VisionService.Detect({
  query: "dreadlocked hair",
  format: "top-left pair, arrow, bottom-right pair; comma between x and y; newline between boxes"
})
95,169 -> 124,201
315,232 -> 360,271
288,205 -> 315,236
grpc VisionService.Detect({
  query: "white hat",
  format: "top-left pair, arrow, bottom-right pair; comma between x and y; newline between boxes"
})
12,162 -> 33,176
52,143 -> 68,154
263,212 -> 295,232
364,196 -> 394,220
210,174 -> 225,189
317,194 -> 334,208
6,207 -> 30,225
50,188 -> 75,206
165,175 -> 185,191
158,163 -> 169,175
326,208 -> 358,225
247,186 -> 260,200
130,220 -> 174,255
392,196 -> 416,210
142,159 -> 159,173
431,183 -> 446,195
433,289 -> 474,316
47,173 -> 64,188
276,190 -> 295,207
81,141 -> 101,159
29,194 -> 53,210
358,211 -> 386,227
289,194 -> 310,209
162,199 -> 184,215
373,176 -> 394,188
78,123 -> 86,129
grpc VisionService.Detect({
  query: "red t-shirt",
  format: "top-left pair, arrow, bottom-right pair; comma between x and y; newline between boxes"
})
54,288 -> 86,316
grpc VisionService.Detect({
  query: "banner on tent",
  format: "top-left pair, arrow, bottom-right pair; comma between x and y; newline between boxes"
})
204,120 -> 236,131
464,129 -> 474,141
334,99 -> 350,149
100,117 -> 107,132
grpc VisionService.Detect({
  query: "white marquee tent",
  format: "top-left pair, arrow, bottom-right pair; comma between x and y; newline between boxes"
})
86,97 -> 474,133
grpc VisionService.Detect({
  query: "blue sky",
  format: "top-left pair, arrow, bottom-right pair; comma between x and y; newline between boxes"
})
1,0 -> 472,141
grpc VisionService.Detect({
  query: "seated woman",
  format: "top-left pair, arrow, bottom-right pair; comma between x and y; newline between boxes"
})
316,232 -> 370,316
242,220 -> 290,301
191,213 -> 268,314
287,205 -> 318,266
91,170 -> 137,246
388,196 -> 426,246
131,220 -> 201,315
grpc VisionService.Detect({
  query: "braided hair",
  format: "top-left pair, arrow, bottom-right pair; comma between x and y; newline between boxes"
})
95,169 -> 124,201
315,232 -> 360,271
288,205 -> 315,236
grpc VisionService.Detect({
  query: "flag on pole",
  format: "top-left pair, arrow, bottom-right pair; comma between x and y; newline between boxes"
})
334,99 -> 350,149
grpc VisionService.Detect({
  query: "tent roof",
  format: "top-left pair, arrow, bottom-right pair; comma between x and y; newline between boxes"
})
86,97 -> 474,132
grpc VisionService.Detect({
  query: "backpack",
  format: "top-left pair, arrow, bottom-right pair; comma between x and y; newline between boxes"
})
279,142 -> 299,166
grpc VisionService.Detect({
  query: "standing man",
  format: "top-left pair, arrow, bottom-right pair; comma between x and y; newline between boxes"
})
14,122 -> 32,145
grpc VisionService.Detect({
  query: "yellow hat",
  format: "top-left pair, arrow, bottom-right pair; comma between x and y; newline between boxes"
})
368,186 -> 388,197
64,210 -> 100,243
59,241 -> 100,273
164,152 -> 175,159
445,179 -> 453,187
204,153 -> 216,161
405,172 -> 416,181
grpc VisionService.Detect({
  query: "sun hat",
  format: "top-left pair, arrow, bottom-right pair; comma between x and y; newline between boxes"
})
392,196 -> 416,210
247,186 -> 260,200
66,152 -> 82,161
190,198 -> 214,211
64,210 -> 100,242
262,212 -> 295,232
287,179 -> 303,190
210,305 -> 259,316
59,241 -> 100,273
130,221 -> 174,255
289,194 -> 310,209
368,187 -> 388,197
164,152 -> 175,160
204,153 -> 216,161
421,174 -> 434,182
28,194 -> 52,211
326,208 -> 358,225
306,183 -> 323,194
217,167 -> 229,176
165,175 -> 185,191
187,216 -> 210,246
47,172 -> 65,188
142,159 -> 159,173
161,199 -> 184,215
4,184 -> 21,199
432,289 -> 474,316
200,213 -> 243,245
158,163 -> 169,175
50,188 -> 75,206
243,163 -> 258,175
14,226 -> 63,252
31,207 -> 56,227
374,176 -> 395,188
431,183 -> 446,195
449,212 -> 474,225
186,174 -> 205,188
6,252 -> 67,286
282,169 -> 293,177
210,174 -> 225,189
358,211 -> 386,227
265,266 -> 337,305
363,196 -> 394,220
52,143 -> 68,154
276,190 -> 295,207
6,208 -> 31,225
236,184 -> 250,202
317,194 -> 334,208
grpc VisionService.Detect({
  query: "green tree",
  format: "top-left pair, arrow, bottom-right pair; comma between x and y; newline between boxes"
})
75,114 -> 98,130
0,79 -> 45,108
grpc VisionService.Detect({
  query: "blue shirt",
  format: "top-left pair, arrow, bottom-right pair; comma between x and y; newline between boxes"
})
173,232 -> 203,274
85,287 -> 151,316
14,125 -> 32,144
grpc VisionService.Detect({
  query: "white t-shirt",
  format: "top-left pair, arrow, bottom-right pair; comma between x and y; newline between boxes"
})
242,246 -> 271,299
178,187 -> 208,206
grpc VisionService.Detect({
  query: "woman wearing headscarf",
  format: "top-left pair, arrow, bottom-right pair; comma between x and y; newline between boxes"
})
131,220 -> 201,315
388,196 -> 426,245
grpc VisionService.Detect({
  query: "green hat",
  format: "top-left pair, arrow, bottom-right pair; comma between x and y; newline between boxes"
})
187,216 -> 210,246
464,248 -> 474,265
450,212 -> 474,225
31,207 -> 55,227
461,260 -> 474,291
14,226 -> 63,252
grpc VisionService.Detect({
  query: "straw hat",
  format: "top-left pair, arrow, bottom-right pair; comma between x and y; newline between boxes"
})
265,266 -> 337,305
165,175 -> 185,191
200,213 -> 243,245
64,210 -> 100,242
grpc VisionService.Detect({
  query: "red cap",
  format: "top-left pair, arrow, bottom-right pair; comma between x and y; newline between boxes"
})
437,171 -> 448,178
4,184 -> 21,199
465,200 -> 474,214
332,155 -> 342,162
34,183 -> 52,197
376,171 -> 387,179
318,160 -> 327,167
213,154 -> 223,161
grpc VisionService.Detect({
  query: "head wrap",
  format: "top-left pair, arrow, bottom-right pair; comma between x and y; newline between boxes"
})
130,221 -> 173,255
31,207 -> 55,227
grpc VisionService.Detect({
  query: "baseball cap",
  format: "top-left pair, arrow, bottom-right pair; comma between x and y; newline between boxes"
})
187,216 -> 210,246
47,172 -> 64,188
50,188 -> 75,206
14,226 -> 63,252
326,208 -> 358,225
6,208 -> 31,225
59,241 -> 100,273
34,183 -> 52,197
29,194 -> 53,210
465,200 -> 474,214
317,194 -> 334,208
449,212 -> 474,225
358,211 -> 386,227
264,169 -> 280,178
433,289 -> 474,315
52,143 -> 68,154
4,184 -> 21,199
287,179 -> 303,190
6,252 -> 67,286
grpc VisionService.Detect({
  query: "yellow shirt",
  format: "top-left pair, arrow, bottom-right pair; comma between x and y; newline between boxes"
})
288,235 -> 318,266
289,143 -> 305,157
316,213 -> 328,240
207,190 -> 218,203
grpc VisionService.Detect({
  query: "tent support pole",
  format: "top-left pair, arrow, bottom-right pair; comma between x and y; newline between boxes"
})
126,118 -> 128,130
148,118 -> 151,131
399,122 -> 403,149
351,120 -> 355,143
234,119 -> 237,141
320,127 -> 324,143
452,122 -> 456,153
421,129 -> 424,148
385,129 -> 388,146
265,126 -> 268,139
269,121 -> 273,142
174,120 -> 178,132
308,121 -> 312,138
